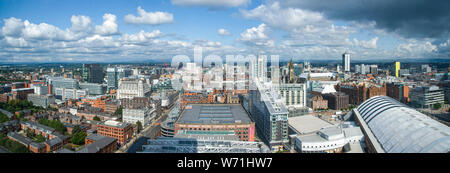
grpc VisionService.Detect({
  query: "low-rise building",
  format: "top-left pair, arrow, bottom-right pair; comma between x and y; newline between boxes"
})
123,106 -> 155,126
174,104 -> 255,142
294,123 -> 364,153
311,95 -> 328,110
409,85 -> 445,108
322,92 -> 350,110
27,94 -> 56,108
97,120 -> 132,146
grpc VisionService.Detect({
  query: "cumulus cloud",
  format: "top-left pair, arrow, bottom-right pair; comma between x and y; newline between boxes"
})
396,39 -> 438,58
218,28 -> 230,36
353,37 -> 378,49
120,30 -> 163,44
70,15 -> 92,33
239,23 -> 274,47
95,13 -> 119,36
2,18 -> 25,37
22,20 -> 77,41
124,6 -> 174,25
241,2 -> 328,32
171,0 -> 250,8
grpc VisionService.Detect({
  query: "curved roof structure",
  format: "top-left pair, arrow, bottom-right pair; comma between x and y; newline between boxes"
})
356,96 -> 450,153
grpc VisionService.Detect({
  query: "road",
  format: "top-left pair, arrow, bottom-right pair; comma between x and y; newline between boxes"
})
120,110 -> 170,153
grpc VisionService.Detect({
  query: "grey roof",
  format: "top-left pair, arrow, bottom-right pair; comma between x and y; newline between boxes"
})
76,135 -> 116,153
356,96 -> 450,153
0,109 -> 14,118
22,121 -> 55,133
54,148 -> 75,153
45,137 -> 63,147
7,132 -> 33,146
30,142 -> 45,148
0,146 -> 10,153
288,115 -> 333,134
177,104 -> 252,124
86,133 -> 107,141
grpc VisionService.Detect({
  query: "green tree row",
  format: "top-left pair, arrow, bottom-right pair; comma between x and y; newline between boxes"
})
70,125 -> 87,145
38,118 -> 66,133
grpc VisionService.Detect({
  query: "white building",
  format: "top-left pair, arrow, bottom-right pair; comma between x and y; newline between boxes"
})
117,78 -> 151,99
54,88 -> 88,100
33,85 -> 49,95
294,123 -> 364,153
274,83 -> 307,109
122,107 -> 155,126
342,53 -> 350,72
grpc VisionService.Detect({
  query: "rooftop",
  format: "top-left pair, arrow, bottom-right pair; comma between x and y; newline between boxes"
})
101,120 -> 130,129
288,115 -> 333,134
177,104 -> 252,124
77,135 -> 116,153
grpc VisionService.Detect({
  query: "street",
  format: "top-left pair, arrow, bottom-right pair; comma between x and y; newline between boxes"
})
119,109 -> 170,153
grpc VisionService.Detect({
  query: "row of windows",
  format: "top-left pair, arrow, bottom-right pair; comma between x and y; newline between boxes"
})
179,127 -> 249,131
302,143 -> 340,149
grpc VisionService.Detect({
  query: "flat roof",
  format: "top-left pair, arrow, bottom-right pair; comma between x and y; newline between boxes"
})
177,104 -> 252,124
288,115 -> 333,134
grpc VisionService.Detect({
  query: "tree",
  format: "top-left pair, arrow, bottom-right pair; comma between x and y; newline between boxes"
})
72,125 -> 82,135
93,116 -> 101,121
70,131 -> 87,145
0,112 -> 10,123
136,121 -> 143,133
114,107 -> 123,115
35,134 -> 46,143
433,103 -> 442,110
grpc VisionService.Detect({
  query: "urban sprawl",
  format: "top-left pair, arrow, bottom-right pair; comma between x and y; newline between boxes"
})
0,53 -> 449,153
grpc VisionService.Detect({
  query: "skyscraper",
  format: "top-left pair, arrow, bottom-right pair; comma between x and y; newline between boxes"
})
342,53 -> 350,72
107,67 -> 133,90
82,64 -> 104,84
394,61 -> 400,78
257,55 -> 267,80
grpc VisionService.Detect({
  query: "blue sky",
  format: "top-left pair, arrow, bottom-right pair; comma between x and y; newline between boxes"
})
0,0 -> 447,63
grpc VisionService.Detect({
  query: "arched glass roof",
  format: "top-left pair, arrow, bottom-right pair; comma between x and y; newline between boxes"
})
356,96 -> 450,153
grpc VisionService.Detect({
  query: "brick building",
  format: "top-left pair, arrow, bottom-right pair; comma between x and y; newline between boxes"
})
97,120 -> 132,146
12,88 -> 34,100
322,92 -> 349,110
82,134 -> 117,153
335,83 -> 386,105
120,97 -> 151,109
174,104 -> 255,141
311,95 -> 328,110
180,91 -> 215,109
386,82 -> 410,103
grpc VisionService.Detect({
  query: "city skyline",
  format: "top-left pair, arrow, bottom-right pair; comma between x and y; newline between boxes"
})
0,0 -> 449,63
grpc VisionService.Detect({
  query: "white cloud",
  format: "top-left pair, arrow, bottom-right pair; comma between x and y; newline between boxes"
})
239,23 -> 274,47
124,6 -> 174,25
22,20 -> 76,41
95,13 -> 119,36
2,17 -> 24,37
240,2 -> 327,32
4,36 -> 28,47
120,30 -> 163,43
396,39 -> 438,58
218,28 -> 230,36
353,37 -> 378,49
171,0 -> 250,8
78,34 -> 120,48
70,15 -> 92,33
